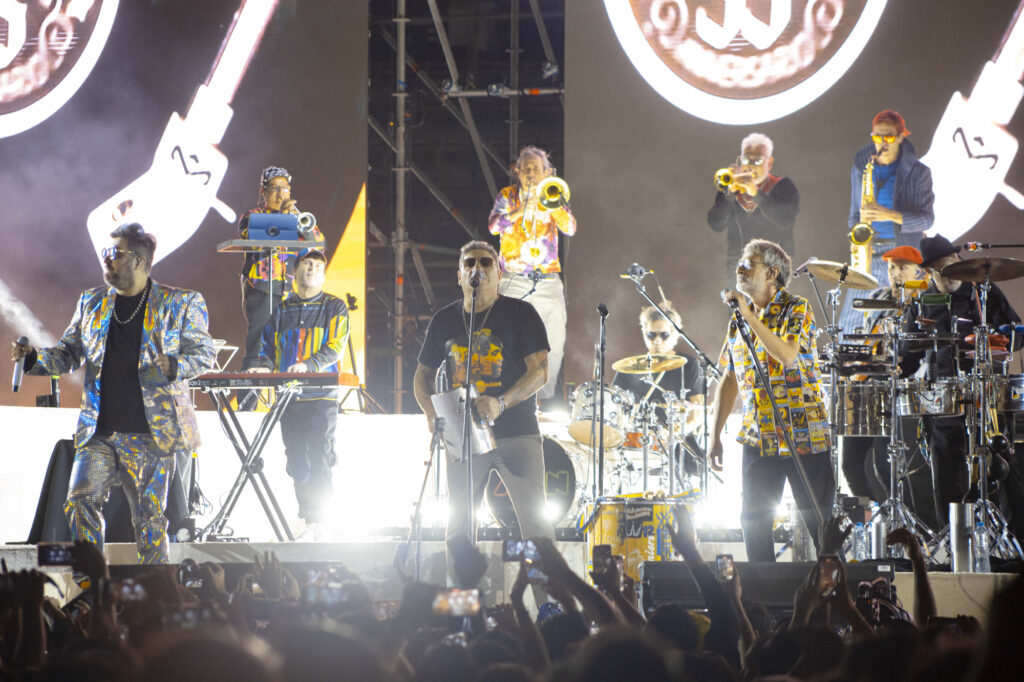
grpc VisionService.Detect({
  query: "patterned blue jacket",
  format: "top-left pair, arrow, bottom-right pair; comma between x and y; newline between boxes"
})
30,281 -> 215,453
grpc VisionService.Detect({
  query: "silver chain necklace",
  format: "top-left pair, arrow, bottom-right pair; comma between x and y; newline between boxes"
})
462,298 -> 496,340
112,280 -> 150,325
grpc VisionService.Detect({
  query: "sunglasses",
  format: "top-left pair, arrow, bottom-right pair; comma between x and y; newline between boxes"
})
736,156 -> 767,167
871,133 -> 899,144
462,256 -> 494,269
646,331 -> 672,341
101,247 -> 134,261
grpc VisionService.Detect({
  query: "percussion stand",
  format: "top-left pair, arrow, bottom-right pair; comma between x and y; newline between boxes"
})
873,312 -> 935,555
625,273 -> 721,498
966,278 -> 1022,559
804,270 -> 847,511
407,417 -> 446,581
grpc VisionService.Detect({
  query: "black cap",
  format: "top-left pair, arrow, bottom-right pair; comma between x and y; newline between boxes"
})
919,235 -> 960,268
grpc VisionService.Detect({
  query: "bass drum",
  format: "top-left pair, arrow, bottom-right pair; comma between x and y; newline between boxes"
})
486,437 -> 579,529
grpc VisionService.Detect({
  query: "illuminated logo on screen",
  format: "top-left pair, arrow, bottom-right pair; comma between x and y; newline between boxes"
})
0,0 -> 118,138
605,0 -> 887,124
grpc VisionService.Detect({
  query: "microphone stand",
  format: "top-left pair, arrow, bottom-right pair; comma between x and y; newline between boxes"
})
626,272 -> 722,498
461,280 -> 480,546
597,304 -> 609,496
725,298 -> 826,528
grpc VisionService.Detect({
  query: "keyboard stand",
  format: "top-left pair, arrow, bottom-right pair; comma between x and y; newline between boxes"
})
199,384 -> 301,541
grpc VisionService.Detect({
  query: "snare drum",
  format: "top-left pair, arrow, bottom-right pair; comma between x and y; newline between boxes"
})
586,496 -> 690,583
996,375 -> 1024,412
568,383 -> 632,448
835,380 -> 890,437
897,379 -> 964,417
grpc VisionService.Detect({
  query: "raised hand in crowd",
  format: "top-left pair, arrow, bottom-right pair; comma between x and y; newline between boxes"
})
589,552 -> 644,627
531,536 -> 621,627
509,559 -> 550,673
820,514 -> 853,556
253,550 -> 300,601
887,527 -> 936,625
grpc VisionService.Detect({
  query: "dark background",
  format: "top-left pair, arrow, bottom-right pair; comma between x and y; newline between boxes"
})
0,0 -> 368,407
563,0 -> 1024,383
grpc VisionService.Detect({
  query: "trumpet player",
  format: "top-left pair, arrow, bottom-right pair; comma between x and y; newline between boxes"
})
238,166 -> 324,374
707,133 -> 799,280
840,110 -> 934,333
488,145 -> 576,405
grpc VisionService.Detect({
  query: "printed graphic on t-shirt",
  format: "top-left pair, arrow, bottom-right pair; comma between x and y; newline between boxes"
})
446,329 -> 503,392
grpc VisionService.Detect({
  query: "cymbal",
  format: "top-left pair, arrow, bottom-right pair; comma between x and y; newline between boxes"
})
941,257 -> 1024,283
612,354 -> 687,374
802,259 -> 879,290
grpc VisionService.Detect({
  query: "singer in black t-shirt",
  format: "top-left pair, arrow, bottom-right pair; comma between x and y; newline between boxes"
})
414,241 -> 555,585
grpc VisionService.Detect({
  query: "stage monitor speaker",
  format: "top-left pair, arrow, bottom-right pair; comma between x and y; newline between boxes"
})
639,560 -> 896,612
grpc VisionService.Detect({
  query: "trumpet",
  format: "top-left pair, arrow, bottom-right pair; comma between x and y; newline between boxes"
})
297,211 -> 317,236
714,167 -> 754,192
537,176 -> 570,209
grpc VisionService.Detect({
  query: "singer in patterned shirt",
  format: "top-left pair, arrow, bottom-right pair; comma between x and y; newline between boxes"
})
709,239 -> 833,562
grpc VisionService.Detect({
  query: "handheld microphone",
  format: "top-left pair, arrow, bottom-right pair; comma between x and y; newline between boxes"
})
720,289 -> 740,309
597,303 -> 609,318
619,263 -> 647,279
469,270 -> 483,288
12,336 -> 28,393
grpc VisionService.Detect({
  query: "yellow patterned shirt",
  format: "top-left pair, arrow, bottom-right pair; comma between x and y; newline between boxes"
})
487,184 -> 577,275
716,289 -> 830,457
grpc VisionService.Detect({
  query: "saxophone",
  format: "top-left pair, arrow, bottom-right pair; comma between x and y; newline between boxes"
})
849,156 -> 876,275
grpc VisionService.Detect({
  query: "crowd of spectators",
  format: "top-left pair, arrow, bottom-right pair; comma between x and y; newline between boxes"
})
1,509 -> 1022,681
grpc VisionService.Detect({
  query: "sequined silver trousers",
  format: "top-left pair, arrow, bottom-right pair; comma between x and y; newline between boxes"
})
64,433 -> 176,564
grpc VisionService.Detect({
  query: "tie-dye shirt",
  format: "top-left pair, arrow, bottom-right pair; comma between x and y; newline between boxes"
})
716,288 -> 829,457
487,184 -> 577,275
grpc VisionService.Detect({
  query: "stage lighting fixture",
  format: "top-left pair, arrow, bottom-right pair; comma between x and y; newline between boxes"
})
544,501 -> 562,521
487,83 -> 512,97
541,61 -> 559,80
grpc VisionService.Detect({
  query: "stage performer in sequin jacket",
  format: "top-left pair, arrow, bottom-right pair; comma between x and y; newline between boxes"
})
12,223 -> 214,566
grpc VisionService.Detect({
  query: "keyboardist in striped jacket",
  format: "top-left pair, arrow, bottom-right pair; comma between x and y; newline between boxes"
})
252,248 -> 349,532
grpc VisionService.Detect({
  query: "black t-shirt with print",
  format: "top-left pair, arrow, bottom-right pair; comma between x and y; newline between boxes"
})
418,295 -> 550,438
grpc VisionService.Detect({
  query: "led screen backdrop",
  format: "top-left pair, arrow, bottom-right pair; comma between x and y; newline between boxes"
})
564,0 -> 1024,383
0,0 -> 368,407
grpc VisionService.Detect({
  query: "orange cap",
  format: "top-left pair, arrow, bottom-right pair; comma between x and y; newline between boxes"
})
881,245 -> 923,264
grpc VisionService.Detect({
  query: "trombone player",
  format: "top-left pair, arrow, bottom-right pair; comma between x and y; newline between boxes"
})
488,145 -> 577,405
707,133 -> 799,280
840,110 -> 934,333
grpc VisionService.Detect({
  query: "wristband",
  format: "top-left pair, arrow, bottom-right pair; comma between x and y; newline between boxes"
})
498,396 -> 506,415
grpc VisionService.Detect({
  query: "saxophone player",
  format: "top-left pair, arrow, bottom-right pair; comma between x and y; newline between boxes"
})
840,110 -> 935,333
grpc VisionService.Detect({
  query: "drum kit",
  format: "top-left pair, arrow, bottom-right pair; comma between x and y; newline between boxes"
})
568,353 -> 705,497
802,255 -> 1024,561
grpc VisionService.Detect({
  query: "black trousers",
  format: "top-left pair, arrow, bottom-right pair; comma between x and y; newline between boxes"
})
741,445 -> 834,562
280,400 -> 338,523
240,279 -> 284,370
924,415 -> 970,529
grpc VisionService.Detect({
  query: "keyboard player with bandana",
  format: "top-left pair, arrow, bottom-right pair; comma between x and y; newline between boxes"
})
250,247 -> 349,536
